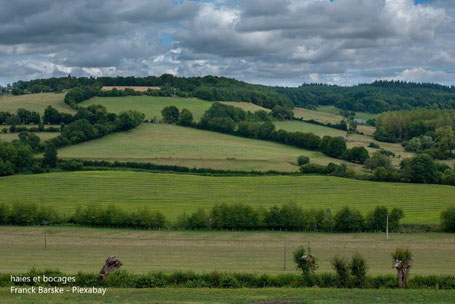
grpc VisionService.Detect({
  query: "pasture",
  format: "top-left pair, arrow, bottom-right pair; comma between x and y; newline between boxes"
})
81,96 -> 212,121
0,171 -> 453,224
2,288 -> 454,304
57,123 -> 344,171
318,105 -> 377,121
1,227 -> 454,275
0,93 -> 72,114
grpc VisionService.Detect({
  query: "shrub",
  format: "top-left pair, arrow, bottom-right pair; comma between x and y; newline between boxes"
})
297,155 -> 310,166
350,253 -> 367,288
331,256 -> 350,288
334,206 -> 364,232
161,106 -> 180,123
441,207 -> 455,232
60,160 -> 83,171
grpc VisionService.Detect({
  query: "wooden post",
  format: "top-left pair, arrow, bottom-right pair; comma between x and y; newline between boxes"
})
386,214 -> 389,241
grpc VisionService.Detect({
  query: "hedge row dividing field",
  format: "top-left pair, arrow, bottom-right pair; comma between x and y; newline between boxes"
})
0,171 -> 453,224
1,227 -> 454,275
3,288 -> 455,304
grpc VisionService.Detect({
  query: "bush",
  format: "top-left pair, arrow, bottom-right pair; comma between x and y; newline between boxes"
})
297,155 -> 310,166
161,106 -> 180,123
60,160 -> 83,171
441,207 -> 455,232
350,253 -> 367,288
331,256 -> 350,288
334,206 -> 364,232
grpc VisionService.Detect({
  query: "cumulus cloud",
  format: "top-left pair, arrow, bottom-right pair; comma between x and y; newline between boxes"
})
0,0 -> 454,86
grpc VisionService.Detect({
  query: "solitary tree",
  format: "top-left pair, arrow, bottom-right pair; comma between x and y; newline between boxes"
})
161,106 -> 180,123
392,248 -> 413,288
43,144 -> 58,168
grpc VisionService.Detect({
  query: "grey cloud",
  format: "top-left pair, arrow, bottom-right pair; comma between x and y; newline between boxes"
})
0,0 -> 454,86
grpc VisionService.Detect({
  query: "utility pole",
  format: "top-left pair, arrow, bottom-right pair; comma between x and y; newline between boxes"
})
386,214 -> 389,241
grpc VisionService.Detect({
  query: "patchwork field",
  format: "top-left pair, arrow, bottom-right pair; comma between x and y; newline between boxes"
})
0,93 -> 72,113
0,171 -> 453,224
274,120 -> 412,164
57,123 -> 346,171
318,105 -> 377,121
1,227 -> 454,275
3,288 -> 454,304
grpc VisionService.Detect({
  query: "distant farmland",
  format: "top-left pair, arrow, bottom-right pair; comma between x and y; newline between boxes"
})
80,95 -> 272,121
101,86 -> 161,91
0,93 -> 72,113
0,171 -> 453,224
57,123 -> 350,171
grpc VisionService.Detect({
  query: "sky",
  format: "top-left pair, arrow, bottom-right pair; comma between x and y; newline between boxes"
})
0,0 -> 454,87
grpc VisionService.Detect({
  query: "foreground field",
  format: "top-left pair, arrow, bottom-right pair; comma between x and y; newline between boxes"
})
2,288 -> 454,304
0,227 -> 454,275
0,171 -> 454,224
57,124 -> 344,171
0,93 -> 72,113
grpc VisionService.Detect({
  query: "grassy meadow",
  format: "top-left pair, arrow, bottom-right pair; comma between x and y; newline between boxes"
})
57,123 -> 346,171
81,96 -> 212,121
0,171 -> 454,224
0,93 -> 72,114
2,288 -> 454,304
318,105 -> 377,121
1,227 -> 454,275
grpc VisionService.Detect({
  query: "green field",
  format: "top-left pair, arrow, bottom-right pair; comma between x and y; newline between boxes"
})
2,288 -> 454,304
57,123 -> 344,171
1,227 -> 454,275
0,132 -> 59,142
0,171 -> 454,224
318,105 -> 377,121
81,96 -> 212,121
0,93 -> 72,114
80,96 -> 269,122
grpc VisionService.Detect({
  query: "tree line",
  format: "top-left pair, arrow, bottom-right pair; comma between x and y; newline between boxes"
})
12,75 -> 455,113
0,202 -> 413,232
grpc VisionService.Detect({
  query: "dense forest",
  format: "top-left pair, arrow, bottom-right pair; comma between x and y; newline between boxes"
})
11,76 -> 455,113
375,109 -> 455,159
